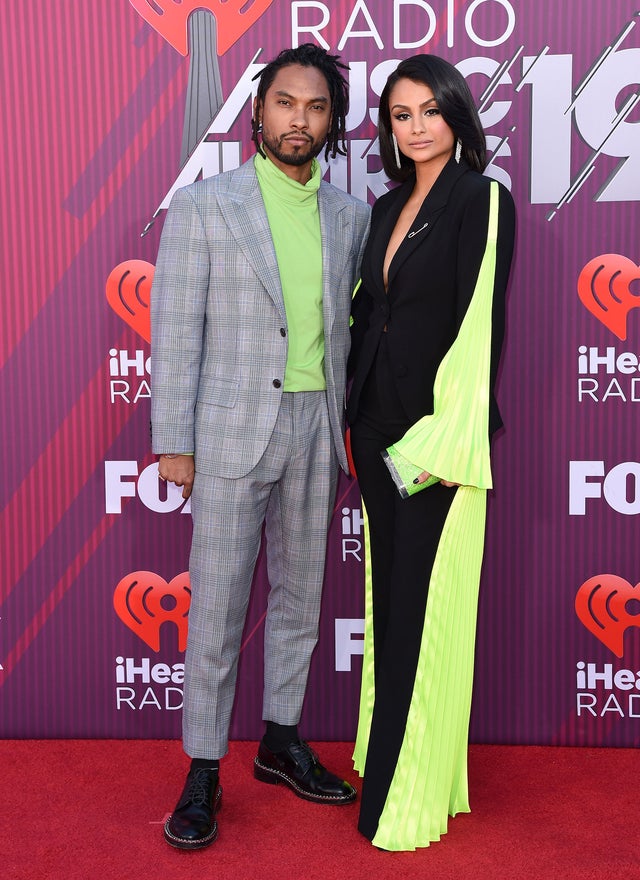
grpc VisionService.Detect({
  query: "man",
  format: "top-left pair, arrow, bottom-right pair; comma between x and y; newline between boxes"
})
151,44 -> 370,850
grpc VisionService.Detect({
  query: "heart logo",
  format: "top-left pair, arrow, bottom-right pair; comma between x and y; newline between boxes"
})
577,254 -> 640,341
106,260 -> 154,343
129,0 -> 275,57
114,571 -> 191,652
575,574 -> 640,657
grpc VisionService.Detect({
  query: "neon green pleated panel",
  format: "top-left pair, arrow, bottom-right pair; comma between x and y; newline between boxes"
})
372,487 -> 486,850
353,502 -> 374,774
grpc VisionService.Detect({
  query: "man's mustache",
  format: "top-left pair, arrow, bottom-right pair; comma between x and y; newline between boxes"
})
281,133 -> 313,142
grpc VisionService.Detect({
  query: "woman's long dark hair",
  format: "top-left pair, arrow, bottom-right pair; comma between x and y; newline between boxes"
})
251,43 -> 350,161
379,55 -> 486,182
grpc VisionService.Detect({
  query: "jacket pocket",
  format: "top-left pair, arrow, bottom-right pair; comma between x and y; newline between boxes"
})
198,376 -> 239,408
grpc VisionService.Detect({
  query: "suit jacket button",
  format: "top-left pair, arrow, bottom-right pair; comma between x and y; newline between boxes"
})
280,327 -> 286,337
396,365 -> 408,378
273,379 -> 282,388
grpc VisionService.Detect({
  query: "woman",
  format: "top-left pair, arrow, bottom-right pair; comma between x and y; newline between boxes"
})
348,55 -> 515,850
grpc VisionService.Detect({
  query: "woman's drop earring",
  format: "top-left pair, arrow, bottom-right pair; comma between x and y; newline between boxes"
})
392,132 -> 401,169
455,138 -> 462,164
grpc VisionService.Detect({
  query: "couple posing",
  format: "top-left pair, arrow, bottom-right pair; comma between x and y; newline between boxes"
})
151,43 -> 515,853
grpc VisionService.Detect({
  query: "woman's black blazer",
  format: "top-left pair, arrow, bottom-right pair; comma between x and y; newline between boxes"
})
347,157 -> 516,437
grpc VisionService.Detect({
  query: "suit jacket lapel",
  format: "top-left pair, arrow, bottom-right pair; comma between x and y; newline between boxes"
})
318,182 -> 347,330
385,159 -> 470,292
221,160 -> 286,319
221,160 -> 350,330
367,181 -> 409,298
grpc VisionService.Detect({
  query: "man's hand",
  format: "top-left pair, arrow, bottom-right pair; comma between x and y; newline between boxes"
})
158,454 -> 195,499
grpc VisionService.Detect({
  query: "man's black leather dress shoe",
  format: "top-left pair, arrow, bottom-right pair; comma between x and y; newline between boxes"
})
164,767 -> 222,850
254,739 -> 357,805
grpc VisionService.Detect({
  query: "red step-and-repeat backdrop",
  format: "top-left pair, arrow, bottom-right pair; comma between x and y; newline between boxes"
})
2,1 -> 640,746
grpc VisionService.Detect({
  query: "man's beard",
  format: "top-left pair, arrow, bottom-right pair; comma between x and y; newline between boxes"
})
261,130 -> 325,167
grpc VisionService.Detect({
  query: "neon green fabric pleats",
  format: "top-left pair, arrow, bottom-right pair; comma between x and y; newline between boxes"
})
353,502 -> 374,774
353,491 -> 487,849
374,487 -> 486,849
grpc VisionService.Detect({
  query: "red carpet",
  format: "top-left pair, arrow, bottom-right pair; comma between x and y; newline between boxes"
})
3,740 -> 638,880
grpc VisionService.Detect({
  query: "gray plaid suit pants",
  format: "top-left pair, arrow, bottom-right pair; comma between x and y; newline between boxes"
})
183,391 -> 338,758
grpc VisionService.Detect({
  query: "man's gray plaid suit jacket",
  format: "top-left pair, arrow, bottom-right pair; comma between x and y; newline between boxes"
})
150,158 -> 371,474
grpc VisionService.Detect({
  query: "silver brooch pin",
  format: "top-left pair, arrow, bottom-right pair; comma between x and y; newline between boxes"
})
407,222 -> 429,238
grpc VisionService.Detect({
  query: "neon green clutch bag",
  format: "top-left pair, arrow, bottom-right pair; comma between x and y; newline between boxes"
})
382,445 -> 440,499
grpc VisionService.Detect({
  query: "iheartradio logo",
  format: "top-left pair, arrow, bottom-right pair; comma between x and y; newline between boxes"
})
577,254 -> 640,341
106,260 -> 154,343
575,575 -> 640,658
114,571 -> 191,652
129,0 -> 275,56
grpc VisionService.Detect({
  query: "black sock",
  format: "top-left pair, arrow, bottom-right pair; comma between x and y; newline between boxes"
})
190,757 -> 219,773
263,721 -> 299,752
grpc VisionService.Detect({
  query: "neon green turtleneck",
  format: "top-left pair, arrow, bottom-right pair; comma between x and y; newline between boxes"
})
254,154 -> 325,391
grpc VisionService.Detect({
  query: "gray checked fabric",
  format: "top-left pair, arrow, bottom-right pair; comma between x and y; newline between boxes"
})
184,392 -> 337,758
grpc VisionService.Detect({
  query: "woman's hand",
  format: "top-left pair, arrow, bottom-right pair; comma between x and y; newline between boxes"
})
414,470 -> 460,488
